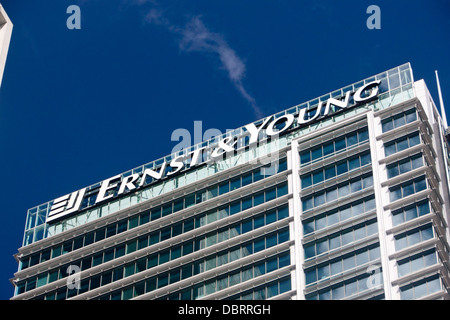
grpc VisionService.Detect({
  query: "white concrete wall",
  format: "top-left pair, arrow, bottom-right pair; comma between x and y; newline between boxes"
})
0,4 -> 12,87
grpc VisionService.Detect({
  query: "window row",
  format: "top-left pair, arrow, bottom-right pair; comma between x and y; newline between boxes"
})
391,199 -> 431,227
104,252 -> 291,301
400,274 -> 443,300
386,153 -> 424,179
305,243 -> 381,285
17,204 -> 290,295
300,127 -> 369,166
397,248 -> 437,278
302,174 -> 374,212
20,179 -> 288,271
303,196 -> 376,236
384,131 -> 421,157
24,156 -> 286,246
305,271 -> 383,300
304,219 -> 378,260
225,276 -> 292,301
381,108 -> 417,133
30,228 -> 290,300
301,151 -> 371,189
41,139 -> 289,244
394,223 -> 434,252
389,176 -> 427,203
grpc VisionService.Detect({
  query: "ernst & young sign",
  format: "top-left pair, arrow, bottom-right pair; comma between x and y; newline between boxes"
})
46,80 -> 381,223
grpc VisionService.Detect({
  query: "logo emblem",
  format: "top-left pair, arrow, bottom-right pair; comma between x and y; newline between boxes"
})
47,188 -> 86,223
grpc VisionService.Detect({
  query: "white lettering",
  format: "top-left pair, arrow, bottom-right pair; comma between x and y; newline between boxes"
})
266,114 -> 294,136
47,79 -> 382,223
139,162 -> 168,187
118,173 -> 140,195
167,155 -> 185,176
354,80 -> 381,103
325,91 -> 351,113
211,136 -> 238,160
96,174 -> 121,203
189,146 -> 207,167
244,116 -> 273,145
297,101 -> 325,125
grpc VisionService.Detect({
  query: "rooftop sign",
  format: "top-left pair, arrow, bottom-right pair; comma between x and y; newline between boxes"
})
46,80 -> 381,223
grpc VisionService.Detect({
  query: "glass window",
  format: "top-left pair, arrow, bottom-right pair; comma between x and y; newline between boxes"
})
409,133 -> 420,146
324,165 -> 336,179
242,173 -> 253,186
405,109 -> 417,123
305,244 -> 315,259
300,151 -> 311,165
327,210 -> 339,225
399,160 -> 412,174
334,137 -> 346,152
341,230 -> 354,246
390,187 -> 402,202
330,260 -> 343,275
363,175 -> 373,188
385,143 -> 396,156
343,255 -> 356,270
311,146 -> 323,161
150,207 -> 161,221
301,175 -> 312,189
219,181 -> 229,195
305,269 -> 317,285
402,182 -> 415,197
315,215 -> 327,230
358,129 -> 369,142
317,265 -> 330,280
314,193 -> 326,207
323,142 -> 334,156
316,239 -> 328,255
328,234 -> 341,250
336,162 -> 348,176
382,119 -> 394,132
349,156 -> 360,171
415,178 -> 427,192
404,206 -> 417,221
346,133 -> 358,147
350,179 -> 362,193
313,170 -> 324,184
393,114 -> 406,128
412,155 -> 423,169
266,187 -> 277,201
230,177 -> 241,190
326,189 -> 337,202
302,197 -> 313,211
387,164 -> 399,178
361,152 -> 371,166
338,184 -> 349,198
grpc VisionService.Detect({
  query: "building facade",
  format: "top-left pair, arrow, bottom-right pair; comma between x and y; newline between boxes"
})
0,4 -> 12,88
11,63 -> 450,300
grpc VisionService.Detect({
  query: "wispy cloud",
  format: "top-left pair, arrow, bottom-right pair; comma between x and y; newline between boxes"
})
144,8 -> 263,118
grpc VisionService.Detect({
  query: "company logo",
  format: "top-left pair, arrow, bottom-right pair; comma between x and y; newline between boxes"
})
47,188 -> 86,223
46,80 -> 381,224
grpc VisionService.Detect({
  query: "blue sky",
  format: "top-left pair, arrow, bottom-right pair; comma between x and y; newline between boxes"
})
0,0 -> 449,299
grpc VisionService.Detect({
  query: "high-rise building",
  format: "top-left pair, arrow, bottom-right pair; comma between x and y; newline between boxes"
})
11,63 -> 450,300
0,4 -> 12,88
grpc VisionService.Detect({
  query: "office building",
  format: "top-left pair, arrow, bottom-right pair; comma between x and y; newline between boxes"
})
11,63 -> 450,300
0,4 -> 12,87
